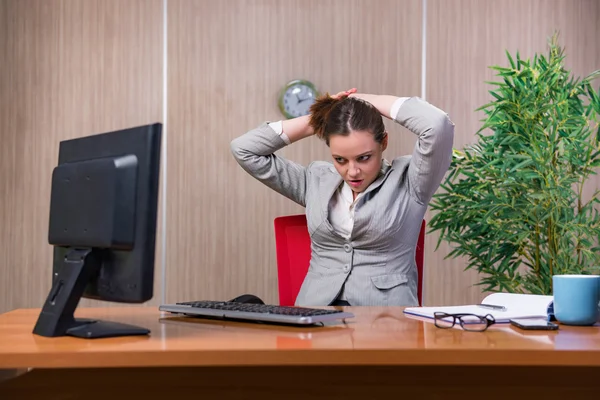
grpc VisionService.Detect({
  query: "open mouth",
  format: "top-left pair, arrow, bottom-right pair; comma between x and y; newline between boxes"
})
348,179 -> 363,188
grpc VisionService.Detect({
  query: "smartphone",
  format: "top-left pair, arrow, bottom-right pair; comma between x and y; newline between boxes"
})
509,318 -> 559,330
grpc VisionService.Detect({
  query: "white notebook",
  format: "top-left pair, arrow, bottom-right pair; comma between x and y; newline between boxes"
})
403,293 -> 554,323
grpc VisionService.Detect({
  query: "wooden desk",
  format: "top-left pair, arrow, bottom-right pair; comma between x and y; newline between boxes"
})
1,306 -> 600,399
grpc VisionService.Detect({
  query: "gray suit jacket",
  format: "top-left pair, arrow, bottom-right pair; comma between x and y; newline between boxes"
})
231,97 -> 454,306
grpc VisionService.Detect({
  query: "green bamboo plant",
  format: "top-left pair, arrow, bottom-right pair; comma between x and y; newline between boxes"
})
428,35 -> 600,295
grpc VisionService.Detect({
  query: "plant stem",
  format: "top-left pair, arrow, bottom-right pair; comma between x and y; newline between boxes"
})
577,181 -> 583,266
547,218 -> 554,278
534,211 -> 541,276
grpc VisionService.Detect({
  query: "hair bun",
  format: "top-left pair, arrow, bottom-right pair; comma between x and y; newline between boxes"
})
309,93 -> 346,139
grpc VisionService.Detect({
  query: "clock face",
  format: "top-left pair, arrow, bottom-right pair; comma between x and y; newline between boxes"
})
279,80 -> 318,119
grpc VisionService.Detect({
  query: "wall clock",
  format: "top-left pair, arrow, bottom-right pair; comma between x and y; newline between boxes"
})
278,79 -> 318,119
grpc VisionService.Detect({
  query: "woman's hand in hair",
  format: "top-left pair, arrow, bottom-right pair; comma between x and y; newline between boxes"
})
279,90 -> 357,143
331,88 -> 357,99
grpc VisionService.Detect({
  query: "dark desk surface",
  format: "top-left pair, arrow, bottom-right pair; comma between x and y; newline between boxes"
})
1,306 -> 600,369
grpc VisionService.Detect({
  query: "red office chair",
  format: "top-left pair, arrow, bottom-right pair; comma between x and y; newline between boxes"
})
274,215 -> 426,306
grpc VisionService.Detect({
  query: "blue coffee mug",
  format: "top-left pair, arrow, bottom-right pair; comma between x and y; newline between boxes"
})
553,275 -> 600,326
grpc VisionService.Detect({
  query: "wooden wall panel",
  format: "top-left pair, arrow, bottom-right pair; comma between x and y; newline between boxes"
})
0,0 -> 163,313
166,0 -> 422,304
2,0 -> 597,313
425,0 -> 600,306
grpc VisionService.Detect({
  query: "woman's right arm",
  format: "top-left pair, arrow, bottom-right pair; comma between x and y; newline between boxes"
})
281,115 -> 314,143
230,116 -> 314,207
231,89 -> 355,206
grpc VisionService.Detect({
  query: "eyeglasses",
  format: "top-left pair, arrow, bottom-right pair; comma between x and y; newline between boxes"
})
433,312 -> 496,332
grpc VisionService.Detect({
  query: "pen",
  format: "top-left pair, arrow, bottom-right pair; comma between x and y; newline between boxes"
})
478,303 -> 507,311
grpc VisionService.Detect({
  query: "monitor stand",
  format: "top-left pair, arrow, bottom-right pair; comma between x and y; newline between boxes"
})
32,248 -> 150,339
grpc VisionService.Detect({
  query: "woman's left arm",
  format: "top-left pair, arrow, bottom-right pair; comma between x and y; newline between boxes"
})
348,93 -> 400,119
351,93 -> 455,205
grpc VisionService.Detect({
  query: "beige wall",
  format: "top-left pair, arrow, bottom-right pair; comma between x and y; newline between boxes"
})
0,0 -> 598,313
0,0 -> 164,312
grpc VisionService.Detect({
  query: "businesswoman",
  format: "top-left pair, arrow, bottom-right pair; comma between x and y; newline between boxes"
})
230,88 -> 454,306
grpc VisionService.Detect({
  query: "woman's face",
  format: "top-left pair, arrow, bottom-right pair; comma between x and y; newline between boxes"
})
328,130 -> 388,195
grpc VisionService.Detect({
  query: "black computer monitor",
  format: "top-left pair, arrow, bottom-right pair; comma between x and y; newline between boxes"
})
32,123 -> 162,339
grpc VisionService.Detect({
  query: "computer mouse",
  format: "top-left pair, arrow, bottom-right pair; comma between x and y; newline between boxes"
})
228,294 -> 265,305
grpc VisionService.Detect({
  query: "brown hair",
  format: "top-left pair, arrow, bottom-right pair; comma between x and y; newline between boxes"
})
308,94 -> 386,146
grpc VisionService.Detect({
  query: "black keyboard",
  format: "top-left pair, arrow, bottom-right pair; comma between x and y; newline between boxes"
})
159,300 -> 355,325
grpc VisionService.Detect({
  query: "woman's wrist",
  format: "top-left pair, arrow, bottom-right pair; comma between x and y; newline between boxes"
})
281,115 -> 314,143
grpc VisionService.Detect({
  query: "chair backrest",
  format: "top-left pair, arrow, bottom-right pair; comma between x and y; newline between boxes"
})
274,215 -> 426,306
